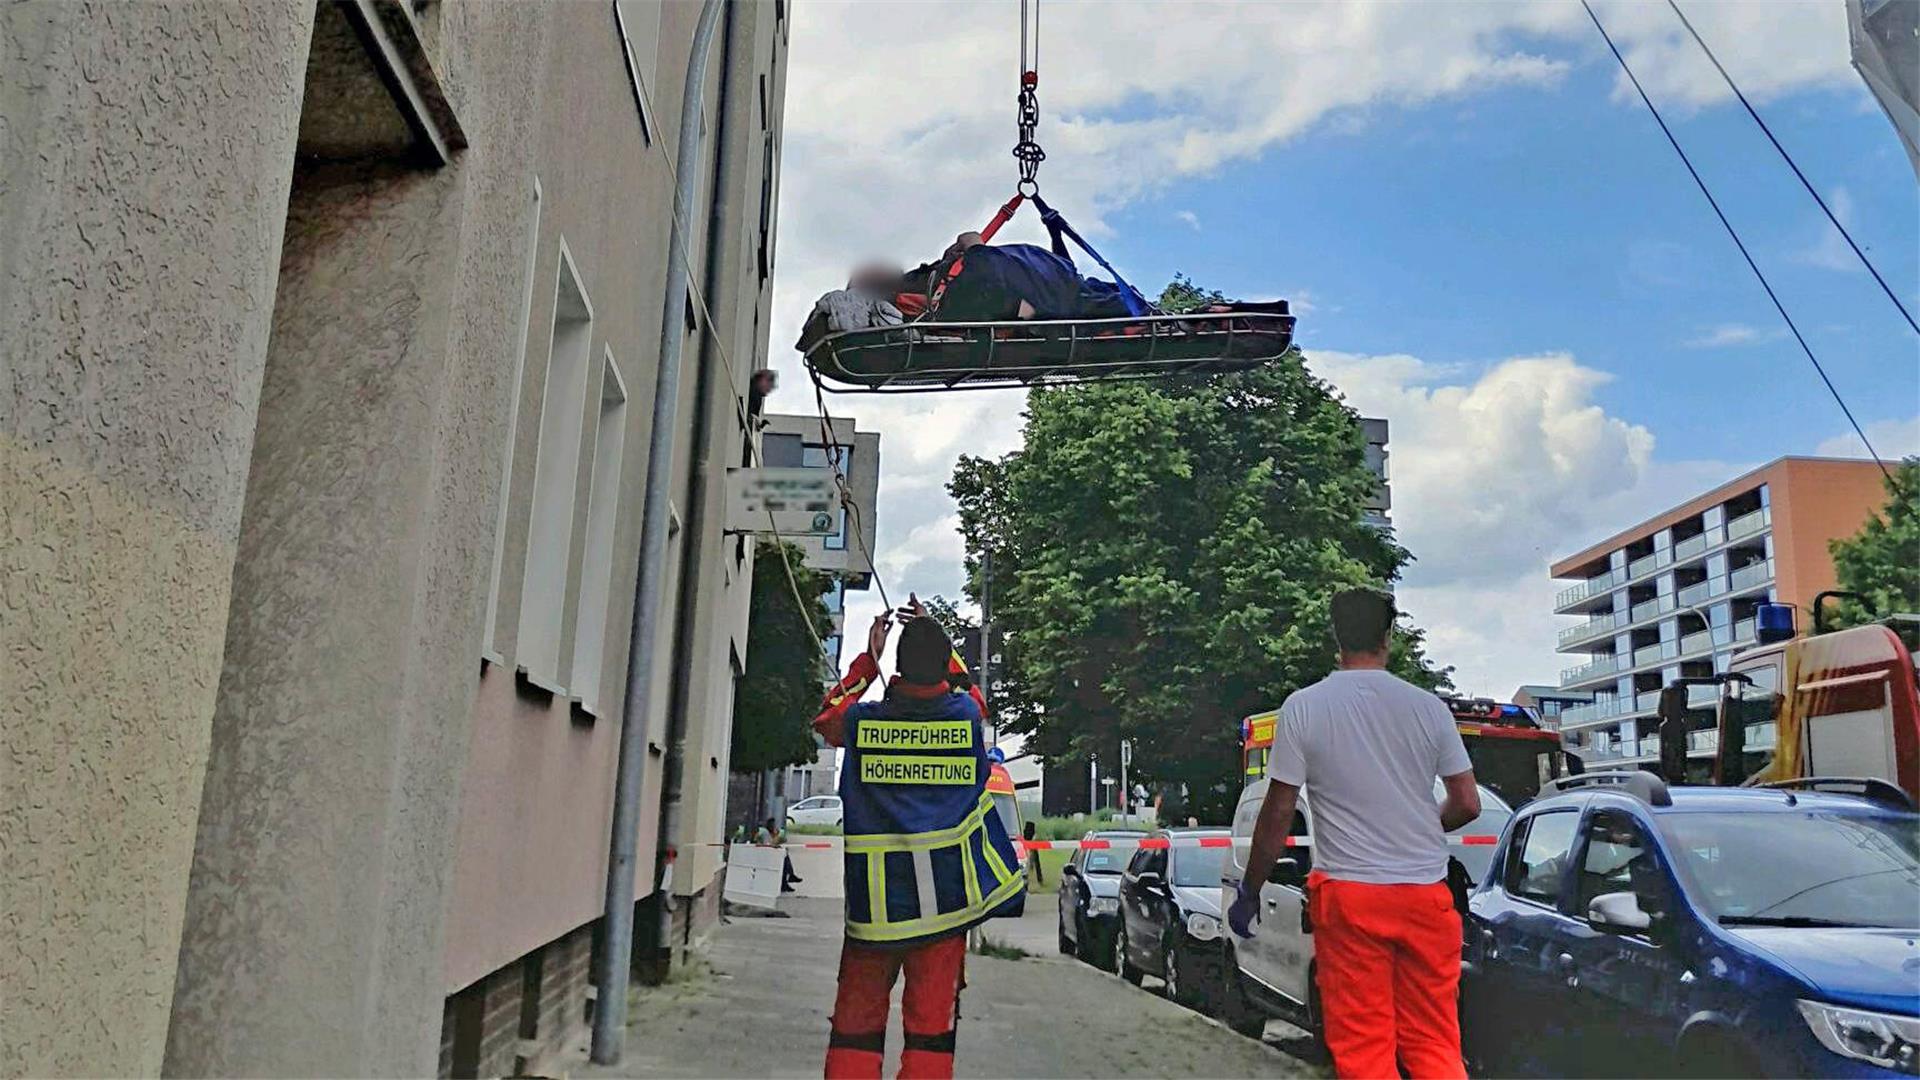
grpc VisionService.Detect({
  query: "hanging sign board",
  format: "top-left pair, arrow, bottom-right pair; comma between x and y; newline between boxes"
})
726,467 -> 841,535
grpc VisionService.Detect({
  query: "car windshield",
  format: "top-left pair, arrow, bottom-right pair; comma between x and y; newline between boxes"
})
1661,811 -> 1920,929
1083,846 -> 1130,874
1171,844 -> 1227,888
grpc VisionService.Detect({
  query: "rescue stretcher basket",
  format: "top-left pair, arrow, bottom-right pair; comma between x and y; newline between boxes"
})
804,309 -> 1296,393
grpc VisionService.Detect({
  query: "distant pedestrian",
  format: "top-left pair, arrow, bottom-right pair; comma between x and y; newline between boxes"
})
756,817 -> 803,893
812,596 -> 1024,1079
1023,821 -> 1044,886
1228,588 -> 1481,1079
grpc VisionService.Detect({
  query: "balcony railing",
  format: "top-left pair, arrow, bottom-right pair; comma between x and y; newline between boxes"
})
1628,552 -> 1658,580
1673,532 -> 1709,561
1556,569 -> 1621,609
1558,612 -> 1623,648
1561,698 -> 1631,726
1680,628 -> 1714,657
1560,655 -> 1620,685
1733,617 -> 1756,643
1677,579 -> 1714,607
1725,507 -> 1768,542
1729,558 -> 1774,593
1633,642 -> 1666,667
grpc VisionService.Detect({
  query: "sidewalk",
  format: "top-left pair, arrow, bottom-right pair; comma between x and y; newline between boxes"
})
568,893 -> 1323,1078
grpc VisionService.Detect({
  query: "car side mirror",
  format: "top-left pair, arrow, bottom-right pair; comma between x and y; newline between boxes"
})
1587,891 -> 1652,934
1136,871 -> 1163,891
1267,856 -> 1305,887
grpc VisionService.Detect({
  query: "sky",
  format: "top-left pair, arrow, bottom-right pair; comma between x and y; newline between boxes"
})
763,0 -> 1920,704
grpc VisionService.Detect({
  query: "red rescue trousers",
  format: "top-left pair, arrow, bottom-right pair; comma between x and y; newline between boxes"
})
824,934 -> 966,1080
1308,871 -> 1466,1080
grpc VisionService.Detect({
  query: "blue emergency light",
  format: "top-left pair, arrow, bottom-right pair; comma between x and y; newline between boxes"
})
985,747 -> 1006,764
1756,602 -> 1795,644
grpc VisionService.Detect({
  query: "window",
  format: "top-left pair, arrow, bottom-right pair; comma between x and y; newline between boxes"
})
482,176 -> 542,661
1576,811 -> 1662,918
762,433 -> 803,468
823,508 -> 848,551
1505,810 -> 1579,907
613,0 -> 660,145
516,241 -> 594,692
569,350 -> 628,715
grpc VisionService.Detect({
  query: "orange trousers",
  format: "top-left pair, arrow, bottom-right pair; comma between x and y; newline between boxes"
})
1308,871 -> 1466,1080
824,934 -> 966,1080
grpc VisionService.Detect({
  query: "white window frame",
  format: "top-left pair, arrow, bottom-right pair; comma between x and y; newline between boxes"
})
613,0 -> 660,145
516,239 -> 594,693
482,176 -> 543,664
569,347 -> 629,716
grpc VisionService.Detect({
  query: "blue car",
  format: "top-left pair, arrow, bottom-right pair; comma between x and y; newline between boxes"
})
1464,773 -> 1919,1078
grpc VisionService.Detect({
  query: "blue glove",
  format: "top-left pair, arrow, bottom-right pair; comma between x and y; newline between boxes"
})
1227,878 -> 1261,939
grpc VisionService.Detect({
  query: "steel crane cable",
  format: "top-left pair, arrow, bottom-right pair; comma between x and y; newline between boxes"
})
1013,0 -> 1044,196
1666,0 -> 1917,337
1583,0 -> 1891,482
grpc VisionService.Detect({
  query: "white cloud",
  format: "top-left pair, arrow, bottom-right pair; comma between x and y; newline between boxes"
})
1815,415 -> 1920,460
1685,323 -> 1783,348
1798,186 -> 1864,272
1309,350 -> 1743,695
1173,209 -> 1201,231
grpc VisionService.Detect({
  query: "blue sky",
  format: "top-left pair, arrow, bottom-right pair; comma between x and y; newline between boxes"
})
773,0 -> 1920,703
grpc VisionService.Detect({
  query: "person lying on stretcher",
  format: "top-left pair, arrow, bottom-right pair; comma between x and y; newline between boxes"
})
882,231 -> 1137,323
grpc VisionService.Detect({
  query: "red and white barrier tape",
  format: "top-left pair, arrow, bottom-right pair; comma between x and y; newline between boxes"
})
708,835 -> 1497,851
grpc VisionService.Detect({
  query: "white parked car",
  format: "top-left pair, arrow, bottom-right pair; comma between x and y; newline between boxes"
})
1216,777 -> 1512,1040
785,795 -> 843,828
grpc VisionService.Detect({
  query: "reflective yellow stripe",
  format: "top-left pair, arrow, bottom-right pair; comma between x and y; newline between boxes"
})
866,850 -> 885,929
960,837 -> 982,907
846,870 -> 1026,944
855,719 -> 974,752
859,755 -> 977,786
845,793 -> 995,853
979,828 -> 1015,885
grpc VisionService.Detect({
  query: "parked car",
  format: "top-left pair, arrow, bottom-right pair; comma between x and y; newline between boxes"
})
1117,828 -> 1231,1012
1218,776 -> 1513,1040
1057,830 -> 1143,969
1464,773 -> 1920,1078
784,794 -> 843,828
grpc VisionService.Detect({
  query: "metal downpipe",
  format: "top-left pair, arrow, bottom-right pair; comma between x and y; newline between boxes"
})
592,0 -> 726,1063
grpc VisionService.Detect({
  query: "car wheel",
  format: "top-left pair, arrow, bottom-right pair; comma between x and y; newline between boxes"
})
1164,940 -> 1199,1008
1119,941 -> 1145,986
1676,1028 -> 1765,1079
1217,946 -> 1268,1039
1057,905 -> 1075,955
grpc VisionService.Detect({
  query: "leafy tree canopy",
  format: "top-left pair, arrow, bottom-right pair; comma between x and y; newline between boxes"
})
1828,457 -> 1920,629
731,541 -> 835,773
947,277 -> 1451,819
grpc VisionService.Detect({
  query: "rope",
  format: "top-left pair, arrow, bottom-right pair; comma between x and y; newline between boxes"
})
1665,0 -> 1917,337
1582,0 -> 1891,483
809,372 -> 895,615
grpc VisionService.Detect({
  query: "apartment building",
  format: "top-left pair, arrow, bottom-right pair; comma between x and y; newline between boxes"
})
1549,457 -> 1888,770
4,2 -> 788,1076
760,412 -> 881,665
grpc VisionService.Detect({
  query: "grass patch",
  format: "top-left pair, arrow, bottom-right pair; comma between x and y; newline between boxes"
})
971,935 -> 1032,961
785,823 -> 843,836
1019,849 -> 1073,895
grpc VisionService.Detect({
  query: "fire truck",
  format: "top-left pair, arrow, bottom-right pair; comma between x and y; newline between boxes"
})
1242,694 -> 1580,806
1657,596 -> 1919,803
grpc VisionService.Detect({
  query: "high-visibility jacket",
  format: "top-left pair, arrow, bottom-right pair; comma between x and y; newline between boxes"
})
814,653 -> 1025,947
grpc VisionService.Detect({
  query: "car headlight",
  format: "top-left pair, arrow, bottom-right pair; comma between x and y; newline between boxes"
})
1797,999 -> 1920,1073
1089,896 -> 1120,916
1186,912 -> 1221,941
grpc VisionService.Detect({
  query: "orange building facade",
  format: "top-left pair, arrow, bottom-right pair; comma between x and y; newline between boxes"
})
1548,457 -> 1889,767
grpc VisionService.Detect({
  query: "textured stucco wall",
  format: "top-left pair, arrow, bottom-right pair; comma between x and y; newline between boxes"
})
0,2 -> 312,1074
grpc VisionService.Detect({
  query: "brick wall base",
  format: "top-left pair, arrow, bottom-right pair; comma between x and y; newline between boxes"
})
439,922 -> 594,1078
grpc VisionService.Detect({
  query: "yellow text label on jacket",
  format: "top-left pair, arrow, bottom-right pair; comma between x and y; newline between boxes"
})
854,719 -> 975,752
858,755 -> 978,786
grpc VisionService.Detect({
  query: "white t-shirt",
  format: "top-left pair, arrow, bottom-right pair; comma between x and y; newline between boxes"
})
1266,668 -> 1473,885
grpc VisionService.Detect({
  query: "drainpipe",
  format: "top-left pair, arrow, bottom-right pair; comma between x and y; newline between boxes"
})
592,0 -> 726,1064
655,0 -> 744,977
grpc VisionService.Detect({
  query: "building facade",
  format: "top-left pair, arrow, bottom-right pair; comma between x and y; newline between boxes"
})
1510,684 -> 1593,732
3,1 -> 789,1076
760,412 -> 881,665
1549,457 -> 1888,771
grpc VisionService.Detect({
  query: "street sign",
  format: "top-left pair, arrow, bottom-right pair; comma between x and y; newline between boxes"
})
725,467 -> 841,536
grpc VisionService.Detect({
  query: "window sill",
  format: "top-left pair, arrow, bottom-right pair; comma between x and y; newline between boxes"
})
516,665 -> 567,700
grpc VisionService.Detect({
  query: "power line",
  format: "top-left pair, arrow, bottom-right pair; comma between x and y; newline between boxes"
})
1581,0 -> 1891,482
1665,0 -> 1918,336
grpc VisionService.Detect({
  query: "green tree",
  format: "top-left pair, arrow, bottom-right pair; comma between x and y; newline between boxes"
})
1828,457 -> 1920,628
948,278 -> 1450,818
730,541 -> 835,773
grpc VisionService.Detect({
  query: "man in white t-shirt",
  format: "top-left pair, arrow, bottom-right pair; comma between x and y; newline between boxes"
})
1228,589 -> 1480,1080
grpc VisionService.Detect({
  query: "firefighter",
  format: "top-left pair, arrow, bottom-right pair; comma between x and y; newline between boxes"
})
813,598 -> 1024,1080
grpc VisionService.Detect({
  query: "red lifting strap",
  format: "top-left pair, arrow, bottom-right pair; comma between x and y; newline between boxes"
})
924,192 -> 1026,316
